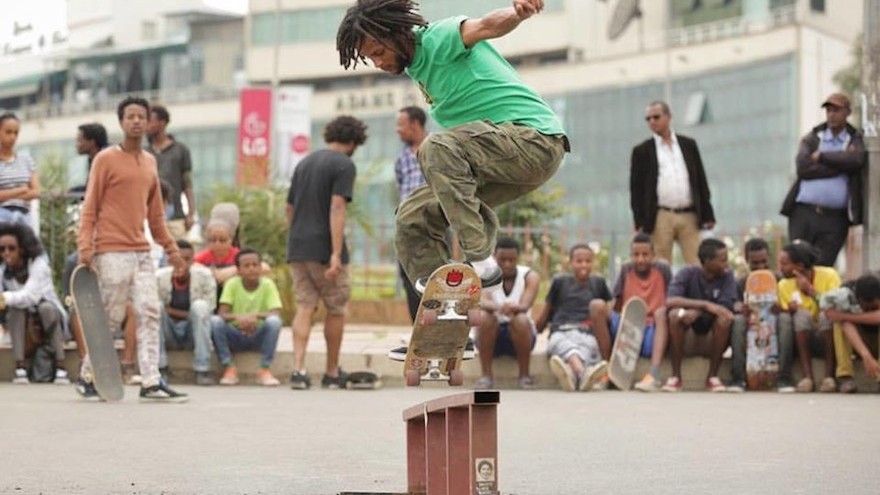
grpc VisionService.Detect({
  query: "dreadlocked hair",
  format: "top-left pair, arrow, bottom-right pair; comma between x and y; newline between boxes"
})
337,0 -> 428,70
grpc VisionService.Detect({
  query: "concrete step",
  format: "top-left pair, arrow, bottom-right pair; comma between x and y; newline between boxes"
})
1,324 -> 877,392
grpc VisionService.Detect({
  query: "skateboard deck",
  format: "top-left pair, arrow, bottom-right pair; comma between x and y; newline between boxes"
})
70,265 -> 124,401
404,263 -> 482,386
745,270 -> 779,391
608,297 -> 647,390
346,371 -> 382,390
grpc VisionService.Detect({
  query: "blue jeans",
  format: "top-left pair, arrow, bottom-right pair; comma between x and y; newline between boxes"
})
609,311 -> 656,358
210,314 -> 282,368
159,300 -> 214,372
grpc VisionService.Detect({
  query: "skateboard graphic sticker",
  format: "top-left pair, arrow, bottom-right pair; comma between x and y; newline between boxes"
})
608,297 -> 647,391
745,270 -> 779,390
70,265 -> 124,401
403,263 -> 481,386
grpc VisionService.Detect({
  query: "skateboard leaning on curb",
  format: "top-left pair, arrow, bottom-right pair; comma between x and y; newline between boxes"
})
745,270 -> 779,391
69,265 -> 124,401
608,297 -> 647,390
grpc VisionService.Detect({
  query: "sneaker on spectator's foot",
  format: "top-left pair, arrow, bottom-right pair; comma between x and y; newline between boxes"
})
776,381 -> 796,393
290,370 -> 311,390
549,355 -> 576,392
195,371 -> 215,386
139,382 -> 189,403
256,369 -> 280,387
219,366 -> 239,386
661,376 -> 682,392
796,377 -> 814,393
121,364 -> 141,386
321,369 -> 349,389
634,373 -> 662,392
517,376 -> 536,390
579,361 -> 608,392
725,381 -> 745,393
12,367 -> 29,384
838,377 -> 858,394
388,346 -> 408,362
463,338 -> 476,360
54,368 -> 70,385
75,378 -> 100,400
706,376 -> 726,392
474,376 -> 494,390
819,377 -> 837,393
592,374 -> 610,391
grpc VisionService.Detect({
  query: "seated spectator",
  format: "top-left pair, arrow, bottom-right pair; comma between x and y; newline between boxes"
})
474,237 -> 540,390
777,241 -> 840,393
0,223 -> 69,384
535,244 -> 611,392
728,238 -> 795,393
210,249 -> 282,387
664,238 -> 735,392
157,239 -> 217,385
195,217 -> 239,289
0,113 -> 40,230
608,233 -> 672,392
824,272 -> 880,390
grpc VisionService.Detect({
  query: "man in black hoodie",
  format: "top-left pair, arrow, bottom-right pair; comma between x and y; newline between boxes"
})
780,93 -> 867,267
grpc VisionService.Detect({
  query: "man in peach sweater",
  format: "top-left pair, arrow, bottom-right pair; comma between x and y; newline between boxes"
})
76,96 -> 188,403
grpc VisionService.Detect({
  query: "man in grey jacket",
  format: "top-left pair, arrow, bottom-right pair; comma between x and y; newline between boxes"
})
780,93 -> 867,267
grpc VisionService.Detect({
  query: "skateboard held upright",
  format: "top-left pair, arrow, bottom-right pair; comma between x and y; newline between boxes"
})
608,297 -> 647,390
70,265 -> 124,401
745,270 -> 779,391
403,263 -> 482,387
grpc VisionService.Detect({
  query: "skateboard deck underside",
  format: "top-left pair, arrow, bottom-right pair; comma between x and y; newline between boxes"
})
404,263 -> 481,384
745,270 -> 779,391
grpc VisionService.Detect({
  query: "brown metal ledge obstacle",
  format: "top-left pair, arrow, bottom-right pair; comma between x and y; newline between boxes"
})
340,390 -> 501,495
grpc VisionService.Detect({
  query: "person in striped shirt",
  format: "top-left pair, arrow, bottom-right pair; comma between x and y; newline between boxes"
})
0,113 -> 40,230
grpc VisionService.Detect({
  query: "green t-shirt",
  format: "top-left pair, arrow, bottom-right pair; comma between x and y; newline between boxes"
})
219,276 -> 283,327
405,16 -> 564,135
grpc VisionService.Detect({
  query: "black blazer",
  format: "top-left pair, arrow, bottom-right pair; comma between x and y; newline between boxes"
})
629,134 -> 716,234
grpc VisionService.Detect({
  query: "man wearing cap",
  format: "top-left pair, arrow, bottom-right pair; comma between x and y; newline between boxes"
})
781,93 -> 868,267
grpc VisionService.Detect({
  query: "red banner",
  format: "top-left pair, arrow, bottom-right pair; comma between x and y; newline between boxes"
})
237,87 -> 272,186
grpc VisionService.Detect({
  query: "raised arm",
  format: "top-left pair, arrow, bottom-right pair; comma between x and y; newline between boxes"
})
460,0 -> 544,48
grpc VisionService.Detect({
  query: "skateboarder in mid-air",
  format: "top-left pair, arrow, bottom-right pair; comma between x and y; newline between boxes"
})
76,96 -> 188,403
337,0 -> 569,294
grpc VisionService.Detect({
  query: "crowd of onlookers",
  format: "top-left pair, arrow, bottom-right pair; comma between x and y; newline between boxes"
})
0,90 -> 876,396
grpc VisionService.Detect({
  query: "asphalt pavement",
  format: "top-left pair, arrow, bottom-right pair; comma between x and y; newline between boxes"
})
0,384 -> 877,494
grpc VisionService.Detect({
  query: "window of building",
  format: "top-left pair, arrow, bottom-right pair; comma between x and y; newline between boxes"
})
809,0 -> 825,13
142,21 -> 157,42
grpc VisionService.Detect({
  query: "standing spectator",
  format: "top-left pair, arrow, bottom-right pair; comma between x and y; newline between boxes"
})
663,238 -> 735,392
76,96 -> 187,403
630,101 -> 716,264
609,233 -> 672,392
780,93 -> 866,267
338,0 -> 569,293
70,122 -> 108,194
394,105 -> 428,322
534,244 -> 611,392
210,249 -> 282,387
0,113 -> 40,230
147,104 -> 196,239
157,239 -> 217,385
0,223 -> 69,384
286,116 -> 366,390
777,241 -> 840,393
727,238 -> 795,393
474,237 -> 540,390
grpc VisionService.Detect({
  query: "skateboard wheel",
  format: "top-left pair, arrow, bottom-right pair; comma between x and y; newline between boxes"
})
466,308 -> 483,327
448,369 -> 464,386
421,309 -> 437,326
405,370 -> 421,387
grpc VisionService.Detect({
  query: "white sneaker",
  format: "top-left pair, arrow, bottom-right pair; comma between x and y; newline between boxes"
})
54,369 -> 71,385
470,257 -> 502,290
549,355 -> 576,392
12,367 -> 29,384
579,361 -> 608,392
